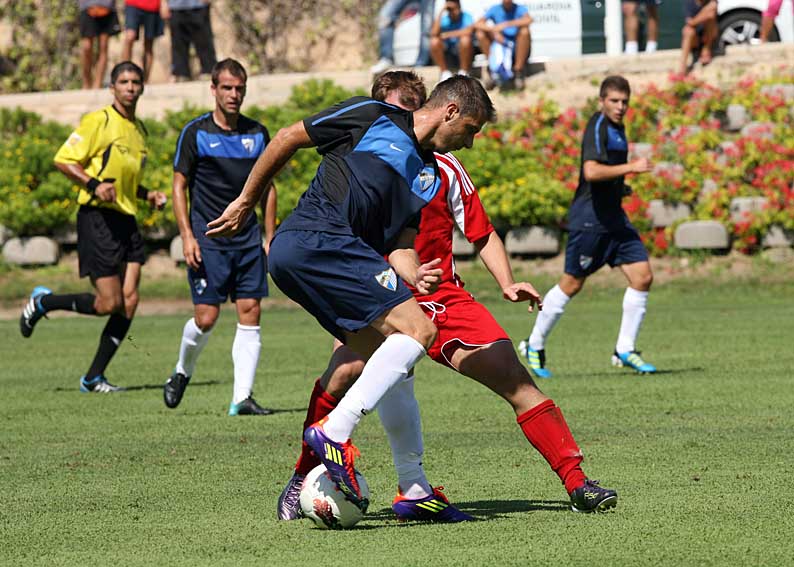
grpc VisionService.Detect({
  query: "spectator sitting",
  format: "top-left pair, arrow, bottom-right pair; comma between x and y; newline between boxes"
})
167,0 -> 217,82
121,0 -> 168,82
475,0 -> 533,90
678,0 -> 718,75
430,0 -> 474,81
760,0 -> 792,43
622,0 -> 662,54
78,0 -> 121,89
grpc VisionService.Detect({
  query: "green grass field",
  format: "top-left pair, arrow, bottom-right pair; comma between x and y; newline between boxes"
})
2,269 -> 793,566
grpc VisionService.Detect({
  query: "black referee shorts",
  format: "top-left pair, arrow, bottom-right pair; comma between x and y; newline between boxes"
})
79,10 -> 122,39
77,205 -> 146,279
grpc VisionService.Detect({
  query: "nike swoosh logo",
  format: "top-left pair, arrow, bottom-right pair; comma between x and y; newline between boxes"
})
389,143 -> 404,152
210,142 -> 221,148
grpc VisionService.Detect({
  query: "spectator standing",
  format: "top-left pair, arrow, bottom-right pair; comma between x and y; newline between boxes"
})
678,0 -> 718,75
166,0 -> 217,82
760,0 -> 792,43
371,0 -> 435,74
622,0 -> 662,54
475,0 -> 533,90
430,0 -> 475,81
121,0 -> 168,82
78,0 -> 121,89
20,62 -> 166,393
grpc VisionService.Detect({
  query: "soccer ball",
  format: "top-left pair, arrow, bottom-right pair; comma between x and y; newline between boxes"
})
299,464 -> 369,529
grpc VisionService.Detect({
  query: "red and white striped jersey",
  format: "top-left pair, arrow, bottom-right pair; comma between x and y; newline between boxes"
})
413,152 -> 494,288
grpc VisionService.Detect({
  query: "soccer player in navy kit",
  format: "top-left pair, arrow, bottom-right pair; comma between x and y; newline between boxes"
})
163,59 -> 276,415
520,75 -> 657,378
207,76 -> 494,509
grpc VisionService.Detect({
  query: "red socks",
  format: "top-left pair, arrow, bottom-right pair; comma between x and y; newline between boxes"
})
294,379 -> 340,476
517,399 -> 587,494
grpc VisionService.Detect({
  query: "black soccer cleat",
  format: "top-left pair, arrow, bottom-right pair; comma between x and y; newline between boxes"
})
19,286 -> 52,338
228,396 -> 274,416
164,371 -> 191,408
569,479 -> 618,513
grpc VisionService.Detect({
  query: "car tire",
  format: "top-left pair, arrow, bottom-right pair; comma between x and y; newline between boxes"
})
718,10 -> 778,49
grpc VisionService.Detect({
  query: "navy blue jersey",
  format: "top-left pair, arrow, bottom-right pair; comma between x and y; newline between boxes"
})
277,96 -> 441,255
568,112 -> 631,233
174,113 -> 269,250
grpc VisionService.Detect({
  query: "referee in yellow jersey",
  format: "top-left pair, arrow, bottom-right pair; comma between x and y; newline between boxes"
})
19,61 -> 166,393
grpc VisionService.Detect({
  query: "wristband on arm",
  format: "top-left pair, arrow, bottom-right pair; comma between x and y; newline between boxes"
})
86,178 -> 102,193
136,185 -> 149,200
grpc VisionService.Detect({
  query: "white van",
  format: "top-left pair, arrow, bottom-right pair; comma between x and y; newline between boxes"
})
392,0 -> 794,65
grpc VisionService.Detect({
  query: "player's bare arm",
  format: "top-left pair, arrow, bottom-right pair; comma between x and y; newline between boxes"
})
172,171 -> 201,270
206,120 -> 312,237
475,231 -> 542,312
583,158 -> 652,183
388,228 -> 443,295
261,182 -> 277,254
494,14 -> 533,32
54,161 -> 117,203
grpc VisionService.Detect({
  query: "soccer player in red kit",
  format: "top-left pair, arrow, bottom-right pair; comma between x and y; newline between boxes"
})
277,71 -> 618,522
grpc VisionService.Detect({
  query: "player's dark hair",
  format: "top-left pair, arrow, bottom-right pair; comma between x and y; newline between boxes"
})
445,0 -> 461,5
425,75 -> 496,123
371,70 -> 427,109
211,58 -> 247,85
110,61 -> 144,84
600,75 -> 631,98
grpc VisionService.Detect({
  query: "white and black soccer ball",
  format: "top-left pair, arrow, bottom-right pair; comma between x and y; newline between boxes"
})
299,464 -> 369,529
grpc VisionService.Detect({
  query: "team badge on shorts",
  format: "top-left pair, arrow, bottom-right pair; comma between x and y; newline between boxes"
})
193,277 -> 208,295
579,255 -> 593,270
374,268 -> 398,292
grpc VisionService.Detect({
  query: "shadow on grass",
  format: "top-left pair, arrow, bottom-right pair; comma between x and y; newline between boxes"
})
53,380 -> 221,392
574,366 -> 705,378
364,499 -> 568,523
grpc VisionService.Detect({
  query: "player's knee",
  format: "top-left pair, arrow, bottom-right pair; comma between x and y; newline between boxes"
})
95,294 -> 122,315
636,271 -> 653,291
194,312 -> 218,332
430,36 -> 443,50
124,290 -> 139,311
412,318 -> 437,351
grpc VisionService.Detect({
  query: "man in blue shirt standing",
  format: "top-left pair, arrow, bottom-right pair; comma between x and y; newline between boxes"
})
430,0 -> 475,81
164,59 -> 276,415
520,76 -> 658,378
207,76 -> 495,510
475,0 -> 533,90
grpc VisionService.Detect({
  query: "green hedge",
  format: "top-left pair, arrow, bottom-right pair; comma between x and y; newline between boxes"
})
2,73 -> 794,255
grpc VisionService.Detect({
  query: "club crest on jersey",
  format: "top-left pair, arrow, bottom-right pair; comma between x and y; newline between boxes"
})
193,277 -> 208,295
579,255 -> 593,270
241,137 -> 255,154
374,268 -> 397,292
418,167 -> 436,192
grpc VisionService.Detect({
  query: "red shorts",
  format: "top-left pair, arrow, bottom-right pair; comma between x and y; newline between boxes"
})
417,283 -> 510,368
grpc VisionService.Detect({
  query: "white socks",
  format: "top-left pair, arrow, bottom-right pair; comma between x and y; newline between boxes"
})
378,372 -> 432,500
646,41 -> 658,53
232,324 -> 261,404
529,285 -> 571,351
616,287 -> 649,354
625,41 -> 639,55
323,333 -> 427,443
175,318 -> 212,377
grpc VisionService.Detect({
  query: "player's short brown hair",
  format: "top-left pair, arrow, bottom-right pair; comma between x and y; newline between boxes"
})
371,70 -> 427,109
599,75 -> 631,98
110,61 -> 144,84
425,75 -> 496,123
212,58 -> 247,85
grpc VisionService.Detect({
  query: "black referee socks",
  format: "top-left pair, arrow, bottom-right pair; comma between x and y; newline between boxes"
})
40,293 -> 97,315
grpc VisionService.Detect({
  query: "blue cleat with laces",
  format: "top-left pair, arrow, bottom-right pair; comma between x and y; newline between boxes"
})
612,351 -> 656,374
518,339 -> 552,378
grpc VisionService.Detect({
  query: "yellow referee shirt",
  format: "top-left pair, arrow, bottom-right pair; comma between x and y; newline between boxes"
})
54,105 -> 148,217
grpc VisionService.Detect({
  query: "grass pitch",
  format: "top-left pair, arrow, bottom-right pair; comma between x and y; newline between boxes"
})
1,269 -> 793,566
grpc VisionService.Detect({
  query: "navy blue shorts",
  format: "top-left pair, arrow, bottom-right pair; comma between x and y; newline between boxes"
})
268,230 -> 413,342
564,228 -> 649,278
124,5 -> 165,39
187,245 -> 268,305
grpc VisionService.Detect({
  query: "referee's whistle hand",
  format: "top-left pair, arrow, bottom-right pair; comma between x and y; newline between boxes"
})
95,182 -> 116,202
